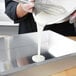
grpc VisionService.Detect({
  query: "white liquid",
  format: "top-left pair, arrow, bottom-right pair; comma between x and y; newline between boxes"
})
37,25 -> 43,56
32,23 -> 45,62
32,8 -> 65,62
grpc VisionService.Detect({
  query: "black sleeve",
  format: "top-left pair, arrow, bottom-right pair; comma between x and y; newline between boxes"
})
5,0 -> 30,23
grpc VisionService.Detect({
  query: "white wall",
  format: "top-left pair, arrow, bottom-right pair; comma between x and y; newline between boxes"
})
0,0 -> 18,26
0,0 -> 18,35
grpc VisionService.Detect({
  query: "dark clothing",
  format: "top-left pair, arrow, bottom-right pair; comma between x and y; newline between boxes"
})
44,21 -> 76,36
5,0 -> 76,36
18,14 -> 37,34
5,0 -> 37,34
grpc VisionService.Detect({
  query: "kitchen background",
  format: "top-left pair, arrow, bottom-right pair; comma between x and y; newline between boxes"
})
0,0 -> 18,36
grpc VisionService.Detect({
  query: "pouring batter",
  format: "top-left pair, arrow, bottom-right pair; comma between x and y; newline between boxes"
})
5,0 -> 76,64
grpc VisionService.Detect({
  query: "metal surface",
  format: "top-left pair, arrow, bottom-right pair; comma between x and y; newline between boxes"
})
0,31 -> 76,76
3,53 -> 76,76
0,37 -> 8,61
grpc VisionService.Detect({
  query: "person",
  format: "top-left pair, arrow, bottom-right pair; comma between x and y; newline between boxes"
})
5,0 -> 37,67
5,0 -> 37,34
5,0 -> 76,67
5,0 -> 76,36
44,22 -> 76,36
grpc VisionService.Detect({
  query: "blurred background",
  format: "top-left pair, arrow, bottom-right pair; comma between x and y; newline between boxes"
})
0,0 -> 18,36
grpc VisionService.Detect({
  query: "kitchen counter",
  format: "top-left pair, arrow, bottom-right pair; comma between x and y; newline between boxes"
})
51,67 -> 76,76
68,36 -> 76,41
0,31 -> 76,76
51,36 -> 76,76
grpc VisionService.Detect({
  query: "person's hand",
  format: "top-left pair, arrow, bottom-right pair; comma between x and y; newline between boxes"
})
69,11 -> 76,24
16,0 -> 34,18
21,0 -> 35,13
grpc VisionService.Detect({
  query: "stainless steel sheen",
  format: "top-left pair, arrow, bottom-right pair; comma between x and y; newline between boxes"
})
0,31 -> 76,76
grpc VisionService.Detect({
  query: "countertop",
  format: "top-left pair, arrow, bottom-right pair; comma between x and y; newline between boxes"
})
68,36 -> 76,41
51,67 -> 76,76
51,36 -> 76,76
